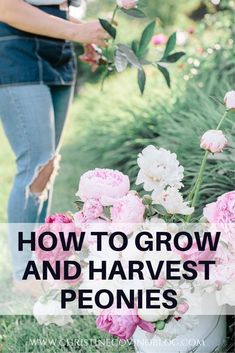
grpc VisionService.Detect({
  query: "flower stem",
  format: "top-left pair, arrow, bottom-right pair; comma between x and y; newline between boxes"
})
186,151 -> 209,222
186,110 -> 228,222
111,5 -> 118,23
216,110 -> 228,130
100,68 -> 109,91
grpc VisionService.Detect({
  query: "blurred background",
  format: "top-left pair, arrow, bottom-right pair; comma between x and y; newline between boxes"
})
0,0 -> 234,352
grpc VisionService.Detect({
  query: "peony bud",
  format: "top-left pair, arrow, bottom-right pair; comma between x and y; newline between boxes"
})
224,90 -> 235,111
116,0 -> 137,9
200,130 -> 228,153
151,33 -> 167,46
177,302 -> 189,314
156,320 -> 166,330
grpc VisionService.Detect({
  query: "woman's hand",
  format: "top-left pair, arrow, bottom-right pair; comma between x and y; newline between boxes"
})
74,21 -> 110,47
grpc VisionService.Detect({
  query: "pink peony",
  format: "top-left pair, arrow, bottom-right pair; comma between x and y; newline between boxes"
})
151,33 -> 167,46
83,199 -> 103,220
204,191 -> 235,244
45,213 -> 73,224
36,214 -> 76,264
63,263 -> 82,286
76,168 -> 130,206
176,240 -> 215,272
35,224 -> 74,264
116,0 -> 137,10
73,211 -> 86,224
224,90 -> 235,111
110,193 -> 145,224
200,130 -> 228,153
96,306 -> 155,341
74,212 -> 110,247
204,191 -> 235,223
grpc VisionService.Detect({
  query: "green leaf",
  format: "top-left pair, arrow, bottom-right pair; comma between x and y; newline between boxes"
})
209,96 -> 225,106
161,51 -> 185,63
114,49 -> 128,72
117,44 -> 142,69
163,32 -> 176,57
154,204 -> 168,216
157,64 -> 171,88
99,18 -> 116,39
137,68 -> 146,95
138,21 -> 156,57
131,40 -> 139,55
120,8 -> 146,18
74,200 -> 83,210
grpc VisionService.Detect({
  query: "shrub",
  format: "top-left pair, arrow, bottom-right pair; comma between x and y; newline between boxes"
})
77,41 -> 234,216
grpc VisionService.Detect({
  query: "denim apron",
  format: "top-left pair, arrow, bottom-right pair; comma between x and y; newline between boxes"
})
0,5 -> 77,86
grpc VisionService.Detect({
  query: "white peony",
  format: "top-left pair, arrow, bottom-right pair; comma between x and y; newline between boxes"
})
152,187 -> 194,215
200,130 -> 228,153
33,300 -> 73,326
136,145 -> 184,192
138,307 -> 169,322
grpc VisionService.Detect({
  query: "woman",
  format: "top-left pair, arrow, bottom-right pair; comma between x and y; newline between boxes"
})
0,0 -> 109,290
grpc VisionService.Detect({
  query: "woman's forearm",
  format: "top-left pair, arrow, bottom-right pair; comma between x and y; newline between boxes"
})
0,0 -> 81,41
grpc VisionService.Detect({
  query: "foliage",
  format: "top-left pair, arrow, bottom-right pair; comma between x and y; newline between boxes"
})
78,41 -> 235,217
98,6 -> 185,94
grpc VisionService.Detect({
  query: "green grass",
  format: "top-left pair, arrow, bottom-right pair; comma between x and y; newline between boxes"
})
0,316 -> 134,353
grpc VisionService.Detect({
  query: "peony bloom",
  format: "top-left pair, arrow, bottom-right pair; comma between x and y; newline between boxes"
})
111,193 -> 145,223
152,187 -> 194,215
110,193 -> 145,234
151,33 -> 167,46
76,168 -> 130,206
116,0 -> 137,10
74,213 -> 110,247
138,307 -> 169,322
176,239 -> 215,271
83,199 -> 103,220
33,300 -> 73,326
200,130 -> 228,153
35,217 -> 76,264
96,306 -> 155,340
45,213 -> 73,224
204,191 -> 235,224
224,90 -> 235,111
136,145 -> 184,192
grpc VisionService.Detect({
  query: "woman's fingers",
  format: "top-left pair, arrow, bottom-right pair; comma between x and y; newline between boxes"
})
96,39 -> 108,48
75,21 -> 111,46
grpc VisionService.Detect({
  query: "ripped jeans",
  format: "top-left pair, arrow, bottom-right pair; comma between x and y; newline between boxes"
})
0,84 -> 74,279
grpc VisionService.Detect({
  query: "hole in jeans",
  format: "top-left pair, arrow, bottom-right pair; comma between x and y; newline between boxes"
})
28,154 -> 61,202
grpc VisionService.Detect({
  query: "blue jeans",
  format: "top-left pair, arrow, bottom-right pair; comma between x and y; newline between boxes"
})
0,84 -> 74,279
